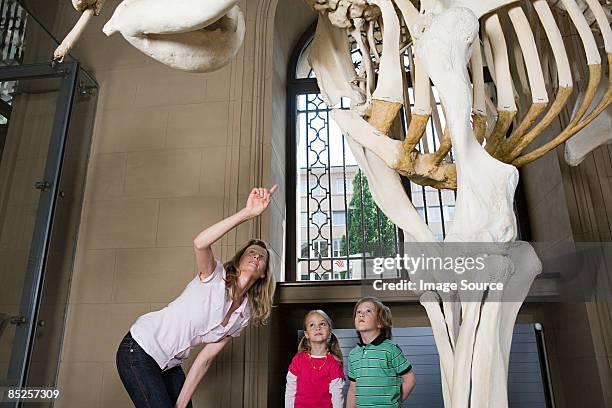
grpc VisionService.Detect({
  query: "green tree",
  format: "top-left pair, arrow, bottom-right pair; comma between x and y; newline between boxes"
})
340,170 -> 397,257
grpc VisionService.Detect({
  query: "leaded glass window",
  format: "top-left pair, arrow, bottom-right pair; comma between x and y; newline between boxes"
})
288,28 -> 457,281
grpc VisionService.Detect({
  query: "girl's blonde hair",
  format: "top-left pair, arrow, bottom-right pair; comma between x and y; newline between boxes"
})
298,310 -> 343,360
223,239 -> 275,326
354,297 -> 393,341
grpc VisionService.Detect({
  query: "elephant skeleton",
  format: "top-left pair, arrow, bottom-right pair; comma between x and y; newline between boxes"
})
55,0 -> 611,406
306,0 -> 610,407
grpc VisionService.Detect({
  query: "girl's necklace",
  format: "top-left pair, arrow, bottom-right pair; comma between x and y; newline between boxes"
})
308,352 -> 328,371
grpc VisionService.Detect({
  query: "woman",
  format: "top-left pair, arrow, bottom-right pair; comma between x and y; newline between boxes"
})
116,185 -> 277,408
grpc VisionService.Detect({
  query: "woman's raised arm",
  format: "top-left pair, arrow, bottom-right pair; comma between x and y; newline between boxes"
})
193,185 -> 277,279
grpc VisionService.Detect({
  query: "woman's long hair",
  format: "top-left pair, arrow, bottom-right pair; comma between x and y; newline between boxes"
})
298,310 -> 343,361
223,239 -> 275,326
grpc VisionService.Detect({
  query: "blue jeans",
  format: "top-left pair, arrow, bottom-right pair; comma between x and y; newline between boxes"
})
116,332 -> 193,408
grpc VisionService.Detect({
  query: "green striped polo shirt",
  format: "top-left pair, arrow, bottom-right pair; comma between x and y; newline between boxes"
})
348,334 -> 412,407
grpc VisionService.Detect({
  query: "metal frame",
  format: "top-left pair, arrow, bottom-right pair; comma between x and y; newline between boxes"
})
3,60 -> 79,394
534,323 -> 556,408
286,23 -> 316,281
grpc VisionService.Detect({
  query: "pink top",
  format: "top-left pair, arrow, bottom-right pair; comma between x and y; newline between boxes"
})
130,261 -> 250,370
286,352 -> 345,408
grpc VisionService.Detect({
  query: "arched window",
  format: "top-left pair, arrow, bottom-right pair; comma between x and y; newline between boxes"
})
286,25 -> 464,282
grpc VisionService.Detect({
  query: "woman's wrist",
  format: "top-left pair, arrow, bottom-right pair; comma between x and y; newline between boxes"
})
239,207 -> 258,219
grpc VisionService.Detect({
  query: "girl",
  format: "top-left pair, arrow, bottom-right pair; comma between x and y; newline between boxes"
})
285,310 -> 345,408
116,185 -> 277,408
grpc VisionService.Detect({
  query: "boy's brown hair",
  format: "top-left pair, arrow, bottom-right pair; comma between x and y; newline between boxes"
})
353,296 -> 393,341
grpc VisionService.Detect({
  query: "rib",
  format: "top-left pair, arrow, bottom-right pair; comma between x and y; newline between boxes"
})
400,47 -> 432,154
558,0 -> 601,66
513,63 -> 602,166
511,0 -> 612,167
348,18 -> 375,101
482,14 -> 517,155
470,42 -> 488,145
505,87 -> 573,161
369,100 -> 404,134
401,113 -> 431,152
392,0 -> 419,30
432,125 -> 452,164
359,0 -> 405,134
485,110 -> 516,155
583,0 -> 612,53
507,0 -> 609,165
366,20 -> 381,63
502,0 -> 574,161
472,113 -> 488,144
430,89 -> 446,152
567,55 -> 612,134
493,5 -> 549,160
567,0 -> 612,132
470,42 -> 487,117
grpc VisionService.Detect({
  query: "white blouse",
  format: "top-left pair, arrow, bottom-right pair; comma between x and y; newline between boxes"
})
130,260 -> 250,370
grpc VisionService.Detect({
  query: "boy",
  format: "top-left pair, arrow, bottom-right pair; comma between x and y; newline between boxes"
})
347,297 -> 416,408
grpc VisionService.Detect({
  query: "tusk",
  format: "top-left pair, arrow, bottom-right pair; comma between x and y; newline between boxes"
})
53,8 -> 95,61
